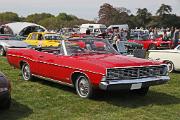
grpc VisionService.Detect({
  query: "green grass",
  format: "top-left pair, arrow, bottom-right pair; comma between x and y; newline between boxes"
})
0,56 -> 180,120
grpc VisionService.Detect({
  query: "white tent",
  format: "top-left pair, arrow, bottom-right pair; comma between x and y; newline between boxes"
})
3,22 -> 47,36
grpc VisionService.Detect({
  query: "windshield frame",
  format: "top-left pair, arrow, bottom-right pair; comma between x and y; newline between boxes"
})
63,38 -> 118,56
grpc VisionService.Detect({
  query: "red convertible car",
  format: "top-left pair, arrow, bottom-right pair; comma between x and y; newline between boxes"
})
7,38 -> 170,98
128,35 -> 173,50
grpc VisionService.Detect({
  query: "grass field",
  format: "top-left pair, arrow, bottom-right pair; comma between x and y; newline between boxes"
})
0,56 -> 180,120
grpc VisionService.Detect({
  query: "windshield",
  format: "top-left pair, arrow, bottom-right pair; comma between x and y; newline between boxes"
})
44,34 -> 63,40
64,38 -> 117,56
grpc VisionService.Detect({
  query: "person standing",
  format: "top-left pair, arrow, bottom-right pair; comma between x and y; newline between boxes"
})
173,28 -> 180,48
0,25 -> 5,34
149,29 -> 155,39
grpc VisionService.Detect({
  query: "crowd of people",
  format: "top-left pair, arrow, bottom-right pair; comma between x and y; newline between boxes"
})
107,27 -> 180,49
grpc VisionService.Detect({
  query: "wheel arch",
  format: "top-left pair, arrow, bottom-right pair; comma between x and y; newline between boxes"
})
0,45 -> 6,56
19,60 -> 29,69
162,60 -> 175,72
162,60 -> 174,65
0,45 -> 4,48
71,71 -> 90,87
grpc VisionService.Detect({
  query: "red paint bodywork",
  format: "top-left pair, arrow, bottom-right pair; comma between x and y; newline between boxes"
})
128,36 -> 173,50
7,48 -> 162,88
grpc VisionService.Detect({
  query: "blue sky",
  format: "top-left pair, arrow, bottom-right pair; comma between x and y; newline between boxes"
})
0,0 -> 179,20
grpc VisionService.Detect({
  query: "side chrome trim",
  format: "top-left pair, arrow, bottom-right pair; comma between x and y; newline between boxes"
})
7,53 -> 105,75
32,74 -> 73,87
8,54 -> 37,62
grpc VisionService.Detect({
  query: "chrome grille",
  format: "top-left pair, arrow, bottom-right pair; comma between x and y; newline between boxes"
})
107,66 -> 165,80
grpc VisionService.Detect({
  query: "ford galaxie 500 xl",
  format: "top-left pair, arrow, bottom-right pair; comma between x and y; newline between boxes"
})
6,38 -> 170,98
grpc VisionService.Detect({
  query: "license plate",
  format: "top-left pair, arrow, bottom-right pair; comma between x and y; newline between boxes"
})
130,83 -> 142,90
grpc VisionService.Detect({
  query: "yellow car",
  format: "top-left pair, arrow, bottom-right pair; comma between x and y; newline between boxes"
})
24,32 -> 63,47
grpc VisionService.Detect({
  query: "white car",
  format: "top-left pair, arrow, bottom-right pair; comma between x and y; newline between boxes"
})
148,45 -> 180,72
0,35 -> 29,56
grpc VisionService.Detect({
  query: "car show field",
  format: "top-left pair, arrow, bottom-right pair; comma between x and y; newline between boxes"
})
0,1 -> 180,119
0,56 -> 180,120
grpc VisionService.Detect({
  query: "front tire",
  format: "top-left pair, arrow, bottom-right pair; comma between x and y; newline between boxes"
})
164,61 -> 174,73
22,63 -> 32,81
0,46 -> 5,56
75,75 -> 94,98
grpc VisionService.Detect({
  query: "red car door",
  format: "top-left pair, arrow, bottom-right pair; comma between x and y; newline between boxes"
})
36,51 -> 73,84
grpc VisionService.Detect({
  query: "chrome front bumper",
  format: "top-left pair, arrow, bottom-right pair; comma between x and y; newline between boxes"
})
99,76 -> 170,90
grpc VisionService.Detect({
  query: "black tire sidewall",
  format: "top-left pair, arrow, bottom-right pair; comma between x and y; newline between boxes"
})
22,63 -> 32,81
0,46 -> 5,56
166,61 -> 174,73
75,75 -> 93,98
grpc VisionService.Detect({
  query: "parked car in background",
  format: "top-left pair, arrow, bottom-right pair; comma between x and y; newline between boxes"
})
0,22 -> 47,37
148,45 -> 180,72
128,35 -> 173,50
0,72 -> 11,109
24,32 -> 63,47
0,34 -> 29,56
7,38 -> 170,98
80,24 -> 107,36
107,24 -> 129,31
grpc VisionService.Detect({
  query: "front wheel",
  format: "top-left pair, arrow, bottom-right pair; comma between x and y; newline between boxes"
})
22,63 -> 32,81
164,61 -> 174,73
75,75 -> 94,98
0,46 -> 5,56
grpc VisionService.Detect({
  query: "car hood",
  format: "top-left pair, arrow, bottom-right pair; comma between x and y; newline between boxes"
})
1,40 -> 29,47
72,54 -> 161,75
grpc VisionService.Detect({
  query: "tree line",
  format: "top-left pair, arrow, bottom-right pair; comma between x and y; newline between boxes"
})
0,12 -> 94,30
0,3 -> 180,29
98,3 -> 180,28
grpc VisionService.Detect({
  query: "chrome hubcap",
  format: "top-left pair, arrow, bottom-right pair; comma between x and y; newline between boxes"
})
23,65 -> 30,80
78,77 -> 89,97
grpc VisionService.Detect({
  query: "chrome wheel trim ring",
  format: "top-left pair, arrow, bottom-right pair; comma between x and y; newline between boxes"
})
0,47 -> 4,56
76,76 -> 89,98
167,62 -> 174,72
22,64 -> 31,80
